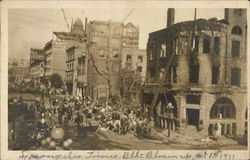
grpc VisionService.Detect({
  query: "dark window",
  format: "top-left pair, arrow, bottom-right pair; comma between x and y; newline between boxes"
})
210,98 -> 236,119
231,41 -> 240,57
232,26 -> 242,35
172,65 -> 177,83
138,56 -> 143,62
186,95 -> 200,104
194,36 -> 199,53
231,68 -> 241,86
214,37 -> 220,55
212,66 -> 219,84
150,68 -> 155,79
203,36 -> 211,53
126,55 -> 132,61
137,66 -> 142,73
189,65 -> 199,83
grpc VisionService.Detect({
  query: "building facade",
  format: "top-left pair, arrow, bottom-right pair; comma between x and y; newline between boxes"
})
144,8 -> 247,136
65,42 -> 87,96
29,48 -> 44,84
43,18 -> 85,85
85,20 -> 141,101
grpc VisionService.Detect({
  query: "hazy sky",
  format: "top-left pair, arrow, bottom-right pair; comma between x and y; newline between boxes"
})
8,8 -> 224,60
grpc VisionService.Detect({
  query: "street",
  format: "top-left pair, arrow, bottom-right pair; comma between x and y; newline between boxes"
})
8,93 -> 247,150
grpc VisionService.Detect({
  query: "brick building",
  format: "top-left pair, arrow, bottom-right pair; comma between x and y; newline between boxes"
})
85,20 -> 142,101
143,8 -> 247,136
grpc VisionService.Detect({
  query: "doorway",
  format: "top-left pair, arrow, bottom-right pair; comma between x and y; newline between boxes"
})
186,108 -> 200,126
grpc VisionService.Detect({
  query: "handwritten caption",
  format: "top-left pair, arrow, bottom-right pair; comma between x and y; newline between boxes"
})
19,150 -> 235,160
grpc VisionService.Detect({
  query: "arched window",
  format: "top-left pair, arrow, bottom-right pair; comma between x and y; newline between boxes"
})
210,97 -> 236,119
231,26 -> 242,35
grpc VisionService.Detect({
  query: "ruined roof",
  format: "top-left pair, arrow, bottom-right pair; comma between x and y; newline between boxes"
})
149,18 -> 225,38
53,31 -> 85,40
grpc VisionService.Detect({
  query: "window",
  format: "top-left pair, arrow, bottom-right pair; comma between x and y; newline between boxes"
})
189,65 -> 199,83
149,50 -> 153,60
186,95 -> 201,104
194,36 -> 199,53
210,98 -> 236,119
138,56 -> 143,62
173,38 -> 178,55
172,65 -> 177,83
231,41 -> 240,57
150,68 -> 155,79
99,49 -> 105,57
126,55 -> 132,61
160,44 -> 166,58
112,49 -> 119,58
203,36 -> 211,53
159,68 -> 165,80
213,37 -> 220,55
212,66 -> 219,84
231,68 -> 241,86
137,66 -> 142,73
232,26 -> 242,35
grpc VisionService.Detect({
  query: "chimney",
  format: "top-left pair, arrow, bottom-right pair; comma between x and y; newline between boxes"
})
167,8 -> 175,27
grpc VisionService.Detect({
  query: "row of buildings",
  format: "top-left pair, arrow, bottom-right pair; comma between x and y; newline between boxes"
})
29,18 -> 147,100
28,8 -> 247,137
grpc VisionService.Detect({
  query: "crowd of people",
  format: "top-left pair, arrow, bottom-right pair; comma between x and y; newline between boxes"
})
8,93 -> 155,148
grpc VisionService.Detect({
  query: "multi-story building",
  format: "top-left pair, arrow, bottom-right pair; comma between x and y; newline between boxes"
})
44,18 -> 85,85
85,20 -> 142,101
65,41 -> 87,96
29,48 -> 44,84
144,8 -> 247,136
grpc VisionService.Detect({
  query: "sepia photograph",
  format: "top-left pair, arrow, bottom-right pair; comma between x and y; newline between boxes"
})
1,1 -> 249,159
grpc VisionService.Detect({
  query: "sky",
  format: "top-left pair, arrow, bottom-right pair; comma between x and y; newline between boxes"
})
8,8 -> 224,60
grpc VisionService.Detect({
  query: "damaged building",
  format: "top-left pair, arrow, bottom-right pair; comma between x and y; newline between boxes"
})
85,20 -> 145,101
143,8 -> 247,136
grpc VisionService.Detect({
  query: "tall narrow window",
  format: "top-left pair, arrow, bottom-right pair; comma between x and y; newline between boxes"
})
194,36 -> 199,53
172,65 -> 177,83
159,68 -> 165,80
212,66 -> 219,84
203,36 -> 211,53
189,65 -> 199,83
231,68 -> 241,86
231,41 -> 240,57
214,37 -> 220,55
